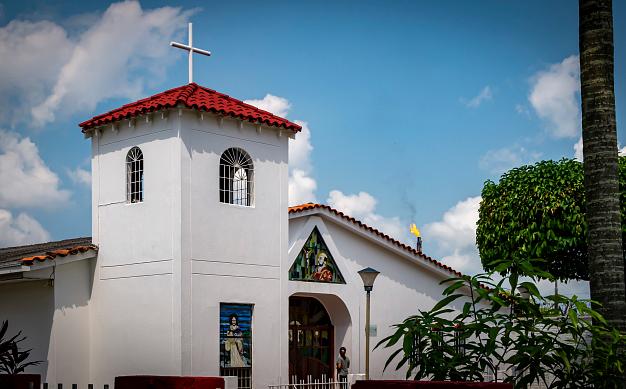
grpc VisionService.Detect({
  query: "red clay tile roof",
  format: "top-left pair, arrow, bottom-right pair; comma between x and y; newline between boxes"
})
21,244 -> 98,266
288,203 -> 463,278
79,83 -> 302,132
0,237 -> 95,270
0,238 -> 98,271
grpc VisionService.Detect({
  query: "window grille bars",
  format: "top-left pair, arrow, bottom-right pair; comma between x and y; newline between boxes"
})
126,147 -> 144,203
220,367 -> 252,389
268,375 -> 346,389
219,148 -> 253,206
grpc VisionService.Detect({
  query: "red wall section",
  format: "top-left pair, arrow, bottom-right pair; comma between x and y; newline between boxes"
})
0,374 -> 41,389
115,375 -> 225,389
352,381 -> 513,389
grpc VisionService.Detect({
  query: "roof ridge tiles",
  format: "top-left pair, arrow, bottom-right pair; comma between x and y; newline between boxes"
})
176,83 -> 198,101
193,84 -> 287,122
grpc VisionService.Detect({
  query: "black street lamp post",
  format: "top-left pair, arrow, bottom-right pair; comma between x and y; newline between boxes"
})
358,267 -> 380,380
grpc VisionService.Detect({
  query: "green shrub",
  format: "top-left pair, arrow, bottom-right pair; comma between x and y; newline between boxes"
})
377,261 -> 625,388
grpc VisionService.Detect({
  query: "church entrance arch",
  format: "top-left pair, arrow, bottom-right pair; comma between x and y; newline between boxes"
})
288,294 -> 352,383
289,296 -> 334,382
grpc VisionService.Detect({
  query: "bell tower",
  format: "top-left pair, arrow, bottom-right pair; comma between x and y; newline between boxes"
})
81,82 -> 301,386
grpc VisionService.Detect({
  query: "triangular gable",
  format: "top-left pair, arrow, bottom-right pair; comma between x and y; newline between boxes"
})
289,203 -> 464,279
288,227 -> 345,284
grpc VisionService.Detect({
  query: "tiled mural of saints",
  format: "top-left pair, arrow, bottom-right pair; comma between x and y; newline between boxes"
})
220,304 -> 253,368
289,227 -> 345,283
225,314 -> 245,367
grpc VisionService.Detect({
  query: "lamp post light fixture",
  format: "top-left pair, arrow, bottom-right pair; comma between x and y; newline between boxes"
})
358,267 -> 380,380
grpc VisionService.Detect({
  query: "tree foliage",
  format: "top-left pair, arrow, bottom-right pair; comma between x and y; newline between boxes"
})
377,259 -> 626,388
476,157 -> 626,281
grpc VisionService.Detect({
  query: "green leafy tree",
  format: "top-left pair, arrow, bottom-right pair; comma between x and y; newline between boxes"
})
476,157 -> 626,282
377,260 -> 626,388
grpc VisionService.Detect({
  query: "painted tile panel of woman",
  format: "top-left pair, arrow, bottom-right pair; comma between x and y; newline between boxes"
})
225,314 -> 246,367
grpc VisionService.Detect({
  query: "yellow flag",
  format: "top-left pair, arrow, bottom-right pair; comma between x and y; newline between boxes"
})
410,223 -> 421,238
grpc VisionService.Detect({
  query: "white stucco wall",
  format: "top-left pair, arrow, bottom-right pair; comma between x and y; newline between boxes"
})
49,260 -> 93,385
0,259 -> 93,386
89,113 -> 180,386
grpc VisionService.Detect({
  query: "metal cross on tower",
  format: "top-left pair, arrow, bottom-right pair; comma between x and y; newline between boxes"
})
170,23 -> 211,84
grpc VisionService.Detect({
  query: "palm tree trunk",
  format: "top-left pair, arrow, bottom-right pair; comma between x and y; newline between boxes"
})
579,0 -> 626,332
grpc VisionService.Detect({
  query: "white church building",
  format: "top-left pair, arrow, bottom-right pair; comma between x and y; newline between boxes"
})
0,82 -> 468,389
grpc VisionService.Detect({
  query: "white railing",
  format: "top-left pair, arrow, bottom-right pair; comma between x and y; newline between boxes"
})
268,375 -> 348,389
483,368 -> 549,389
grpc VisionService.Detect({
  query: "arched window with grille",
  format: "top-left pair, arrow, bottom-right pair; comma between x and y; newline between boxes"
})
220,148 -> 253,206
126,146 -> 144,203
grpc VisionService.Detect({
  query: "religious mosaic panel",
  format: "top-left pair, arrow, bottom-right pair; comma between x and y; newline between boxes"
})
220,304 -> 253,369
289,227 -> 345,283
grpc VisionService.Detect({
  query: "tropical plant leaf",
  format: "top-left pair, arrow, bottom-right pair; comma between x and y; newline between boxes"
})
431,294 -> 463,312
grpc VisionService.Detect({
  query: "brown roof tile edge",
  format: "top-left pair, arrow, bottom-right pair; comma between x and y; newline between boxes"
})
21,244 -> 99,266
288,203 -> 464,278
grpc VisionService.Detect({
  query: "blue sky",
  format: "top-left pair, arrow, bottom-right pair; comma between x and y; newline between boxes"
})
0,1 -> 625,287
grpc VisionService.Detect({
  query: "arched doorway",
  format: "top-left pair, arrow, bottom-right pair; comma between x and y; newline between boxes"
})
289,296 -> 334,382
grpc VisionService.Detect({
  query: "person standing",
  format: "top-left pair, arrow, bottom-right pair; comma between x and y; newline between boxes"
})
336,347 -> 350,388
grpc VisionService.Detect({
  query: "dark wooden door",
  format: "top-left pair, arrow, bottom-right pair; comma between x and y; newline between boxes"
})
289,297 -> 334,383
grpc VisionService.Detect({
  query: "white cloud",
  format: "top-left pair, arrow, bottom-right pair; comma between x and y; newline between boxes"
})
328,190 -> 377,218
463,86 -> 493,108
28,1 -> 193,127
243,94 -> 291,119
0,19 -> 74,125
290,120 -> 314,173
67,167 -> 91,187
327,190 -> 404,240
529,55 -> 581,138
287,121 -> 317,205
244,94 -> 311,171
479,146 -> 541,176
244,94 -> 318,205
0,209 -> 51,247
441,249 -> 480,274
289,169 -> 317,205
574,137 -> 584,161
0,130 -> 70,208
620,146 -> 626,156
423,196 -> 482,274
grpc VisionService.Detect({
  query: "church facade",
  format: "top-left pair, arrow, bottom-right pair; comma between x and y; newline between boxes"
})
0,83 -> 467,389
